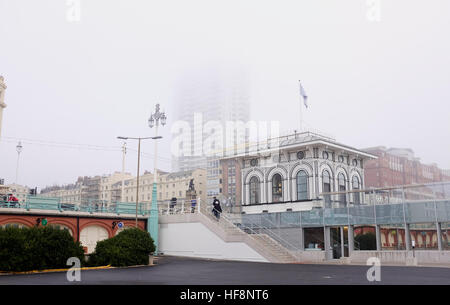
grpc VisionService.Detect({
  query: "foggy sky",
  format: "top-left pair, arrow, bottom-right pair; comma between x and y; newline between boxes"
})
0,0 -> 449,189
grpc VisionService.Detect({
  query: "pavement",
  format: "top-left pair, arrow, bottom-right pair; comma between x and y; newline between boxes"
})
0,256 -> 449,285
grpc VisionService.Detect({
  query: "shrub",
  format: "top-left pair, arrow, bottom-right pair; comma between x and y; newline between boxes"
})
355,232 -> 377,250
0,226 -> 85,272
88,228 -> 155,267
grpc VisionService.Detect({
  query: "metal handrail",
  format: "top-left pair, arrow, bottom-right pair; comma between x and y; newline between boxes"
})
321,181 -> 450,196
203,203 -> 302,258
0,200 -> 21,208
231,212 -> 303,253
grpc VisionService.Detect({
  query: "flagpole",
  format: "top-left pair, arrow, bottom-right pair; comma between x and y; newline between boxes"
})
299,80 -> 303,132
299,97 -> 303,132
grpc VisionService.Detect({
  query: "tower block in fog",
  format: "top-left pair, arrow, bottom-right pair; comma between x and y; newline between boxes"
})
0,76 -> 7,138
172,65 -> 251,202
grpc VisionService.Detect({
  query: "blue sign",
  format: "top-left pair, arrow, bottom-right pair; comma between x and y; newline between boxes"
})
117,222 -> 124,229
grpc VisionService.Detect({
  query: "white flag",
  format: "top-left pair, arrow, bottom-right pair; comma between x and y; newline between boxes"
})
299,81 -> 308,108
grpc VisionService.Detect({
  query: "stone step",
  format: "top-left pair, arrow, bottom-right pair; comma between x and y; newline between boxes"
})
200,211 -> 299,263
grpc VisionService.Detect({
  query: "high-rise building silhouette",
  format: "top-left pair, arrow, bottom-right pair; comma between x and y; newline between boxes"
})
172,63 -> 250,199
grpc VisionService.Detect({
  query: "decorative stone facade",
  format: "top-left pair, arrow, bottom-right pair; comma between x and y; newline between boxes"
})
221,132 -> 377,214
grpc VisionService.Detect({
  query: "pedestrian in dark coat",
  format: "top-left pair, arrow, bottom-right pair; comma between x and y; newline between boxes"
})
212,197 -> 222,220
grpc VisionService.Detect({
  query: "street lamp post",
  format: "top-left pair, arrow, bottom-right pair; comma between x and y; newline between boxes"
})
16,141 -> 23,184
117,136 -> 161,228
121,141 -> 126,203
148,104 -> 166,254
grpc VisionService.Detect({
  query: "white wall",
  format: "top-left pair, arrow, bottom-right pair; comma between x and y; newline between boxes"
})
242,200 -> 322,214
159,222 -> 269,262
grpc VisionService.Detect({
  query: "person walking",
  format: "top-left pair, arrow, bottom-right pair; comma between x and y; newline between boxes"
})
212,196 -> 222,220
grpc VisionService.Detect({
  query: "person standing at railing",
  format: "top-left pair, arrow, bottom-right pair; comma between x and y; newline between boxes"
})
212,197 -> 222,220
169,197 -> 177,214
7,194 -> 19,208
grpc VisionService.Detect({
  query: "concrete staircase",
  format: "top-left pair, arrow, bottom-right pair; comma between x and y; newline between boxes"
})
197,204 -> 299,263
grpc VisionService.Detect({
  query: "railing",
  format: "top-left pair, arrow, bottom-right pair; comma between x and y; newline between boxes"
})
0,200 -> 21,209
0,195 -> 206,217
225,211 -> 303,254
197,199 -> 302,259
238,199 -> 450,227
0,196 -> 151,216
320,181 -> 450,207
158,198 -> 200,215
199,200 -> 244,233
217,130 -> 336,158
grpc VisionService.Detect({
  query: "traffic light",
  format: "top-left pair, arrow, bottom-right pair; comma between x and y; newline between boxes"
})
36,217 -> 48,226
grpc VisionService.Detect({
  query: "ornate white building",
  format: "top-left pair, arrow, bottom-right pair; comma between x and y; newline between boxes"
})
221,131 -> 377,214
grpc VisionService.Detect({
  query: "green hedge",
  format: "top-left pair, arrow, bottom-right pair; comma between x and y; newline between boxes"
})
88,228 -> 155,267
355,232 -> 377,250
0,226 -> 85,272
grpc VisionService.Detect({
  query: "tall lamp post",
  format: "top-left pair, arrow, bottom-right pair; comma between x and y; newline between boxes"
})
148,104 -> 166,254
117,136 -> 161,227
121,142 -> 127,202
16,141 -> 23,184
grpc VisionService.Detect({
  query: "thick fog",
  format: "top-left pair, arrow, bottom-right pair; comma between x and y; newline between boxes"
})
0,0 -> 449,188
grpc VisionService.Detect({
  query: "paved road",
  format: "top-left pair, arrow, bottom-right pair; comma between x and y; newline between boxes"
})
0,256 -> 449,285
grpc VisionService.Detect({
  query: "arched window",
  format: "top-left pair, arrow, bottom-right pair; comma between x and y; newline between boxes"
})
296,170 -> 308,201
249,176 -> 260,205
338,173 -> 347,205
352,176 -> 361,205
323,170 -> 331,205
272,173 -> 283,202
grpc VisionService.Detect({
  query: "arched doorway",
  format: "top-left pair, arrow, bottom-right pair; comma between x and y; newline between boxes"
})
80,225 -> 109,254
49,224 -> 73,237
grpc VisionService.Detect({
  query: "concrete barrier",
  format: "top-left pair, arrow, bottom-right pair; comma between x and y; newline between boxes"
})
348,250 -> 450,266
292,250 -> 326,263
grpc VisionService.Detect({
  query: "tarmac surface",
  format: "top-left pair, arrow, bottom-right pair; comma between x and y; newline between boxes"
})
0,256 -> 449,285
